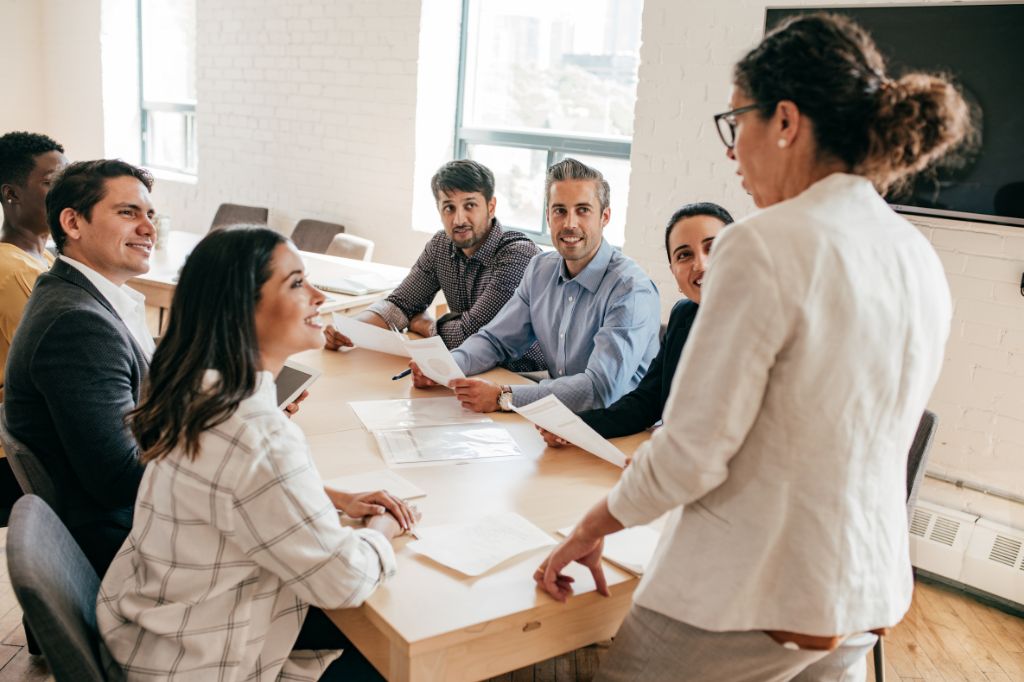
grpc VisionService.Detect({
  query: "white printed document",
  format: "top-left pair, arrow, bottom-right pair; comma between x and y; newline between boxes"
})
374,423 -> 521,467
349,397 -> 491,432
558,524 -> 660,576
331,313 -> 410,357
404,336 -> 465,386
409,512 -> 557,576
512,394 -> 627,467
324,469 -> 426,501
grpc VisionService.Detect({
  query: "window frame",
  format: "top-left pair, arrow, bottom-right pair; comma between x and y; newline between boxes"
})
452,0 -> 634,246
137,0 -> 198,176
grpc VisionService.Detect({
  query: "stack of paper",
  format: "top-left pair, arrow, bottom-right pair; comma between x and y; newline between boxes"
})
557,525 -> 661,576
349,397 -> 490,431
409,512 -> 557,576
512,394 -> 628,467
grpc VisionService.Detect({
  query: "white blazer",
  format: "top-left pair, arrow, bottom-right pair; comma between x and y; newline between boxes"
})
608,173 -> 951,636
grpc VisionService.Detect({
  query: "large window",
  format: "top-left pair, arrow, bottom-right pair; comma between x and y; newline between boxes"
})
138,0 -> 197,175
455,0 -> 644,245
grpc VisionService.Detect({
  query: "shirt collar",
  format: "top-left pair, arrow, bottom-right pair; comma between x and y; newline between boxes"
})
58,254 -> 146,317
558,239 -> 613,292
449,217 -> 504,263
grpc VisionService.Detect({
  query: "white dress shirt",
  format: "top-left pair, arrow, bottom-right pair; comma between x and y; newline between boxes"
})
58,255 -> 156,358
97,371 -> 396,681
608,173 -> 951,636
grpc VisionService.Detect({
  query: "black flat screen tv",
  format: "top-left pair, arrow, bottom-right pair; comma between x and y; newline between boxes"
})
766,4 -> 1024,228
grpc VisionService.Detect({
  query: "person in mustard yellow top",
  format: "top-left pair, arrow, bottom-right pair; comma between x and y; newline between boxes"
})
0,132 -> 67,399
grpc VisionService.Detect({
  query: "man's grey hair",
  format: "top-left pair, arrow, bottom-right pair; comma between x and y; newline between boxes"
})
544,158 -> 611,212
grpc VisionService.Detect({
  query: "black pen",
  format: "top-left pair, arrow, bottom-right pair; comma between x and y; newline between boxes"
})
391,368 -> 412,381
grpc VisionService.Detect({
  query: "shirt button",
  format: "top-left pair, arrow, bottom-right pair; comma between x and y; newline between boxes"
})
568,296 -> 574,302
559,332 -> 564,338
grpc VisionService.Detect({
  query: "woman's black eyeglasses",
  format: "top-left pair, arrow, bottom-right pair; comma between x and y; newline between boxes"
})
713,104 -> 759,149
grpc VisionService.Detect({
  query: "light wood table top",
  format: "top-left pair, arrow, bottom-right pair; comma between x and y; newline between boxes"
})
128,230 -> 409,313
289,346 -> 650,681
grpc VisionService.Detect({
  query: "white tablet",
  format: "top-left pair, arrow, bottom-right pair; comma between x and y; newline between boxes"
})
276,360 -> 321,408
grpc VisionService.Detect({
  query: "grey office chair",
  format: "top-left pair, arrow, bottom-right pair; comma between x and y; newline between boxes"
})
873,409 -> 938,682
209,203 -> 269,232
325,233 -> 375,261
0,404 -> 60,512
7,495 -> 108,681
292,219 -> 346,254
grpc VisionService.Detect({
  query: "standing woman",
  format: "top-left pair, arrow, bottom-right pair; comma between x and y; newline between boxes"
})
98,227 -> 416,681
536,13 -> 971,681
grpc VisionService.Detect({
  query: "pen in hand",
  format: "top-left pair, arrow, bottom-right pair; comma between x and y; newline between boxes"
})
392,368 -> 412,381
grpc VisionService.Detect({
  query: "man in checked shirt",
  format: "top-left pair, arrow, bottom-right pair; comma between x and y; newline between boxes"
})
324,159 -> 546,372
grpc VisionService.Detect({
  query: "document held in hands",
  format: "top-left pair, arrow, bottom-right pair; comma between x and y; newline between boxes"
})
512,394 -> 628,467
331,313 -> 410,357
403,336 -> 466,386
409,512 -> 557,576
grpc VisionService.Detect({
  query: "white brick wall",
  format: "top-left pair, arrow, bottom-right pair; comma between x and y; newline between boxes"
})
155,0 -> 430,266
629,0 -> 1024,521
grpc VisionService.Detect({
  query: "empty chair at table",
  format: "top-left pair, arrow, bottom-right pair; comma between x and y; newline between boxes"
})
209,202 -> 268,231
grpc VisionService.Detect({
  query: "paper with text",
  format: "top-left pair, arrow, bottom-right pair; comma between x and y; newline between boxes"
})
558,524 -> 660,576
349,397 -> 491,432
374,423 -> 521,467
512,394 -> 627,467
404,336 -> 465,385
324,469 -> 426,501
409,512 -> 557,576
331,313 -> 410,357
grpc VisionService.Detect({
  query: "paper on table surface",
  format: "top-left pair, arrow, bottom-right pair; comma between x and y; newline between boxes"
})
324,469 -> 426,500
512,394 -> 627,467
409,512 -> 557,576
404,336 -> 465,386
349,397 -> 491,432
331,313 -> 410,357
374,423 -> 521,467
558,524 -> 660,576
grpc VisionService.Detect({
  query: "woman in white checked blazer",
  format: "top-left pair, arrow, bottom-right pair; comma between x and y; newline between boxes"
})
97,227 -> 417,681
536,13 -> 975,682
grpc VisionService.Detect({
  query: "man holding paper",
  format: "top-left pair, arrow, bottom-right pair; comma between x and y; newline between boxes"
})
324,159 -> 546,371
413,158 -> 660,413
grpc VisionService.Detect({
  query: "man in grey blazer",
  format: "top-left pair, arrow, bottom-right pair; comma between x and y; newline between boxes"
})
5,159 -> 156,576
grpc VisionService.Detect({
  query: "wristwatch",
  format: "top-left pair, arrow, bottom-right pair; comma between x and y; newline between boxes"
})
497,385 -> 514,412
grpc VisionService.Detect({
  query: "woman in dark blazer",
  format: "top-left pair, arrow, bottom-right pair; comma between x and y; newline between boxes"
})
540,202 -> 733,445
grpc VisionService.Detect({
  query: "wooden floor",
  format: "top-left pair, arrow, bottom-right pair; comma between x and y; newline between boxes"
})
0,521 -> 1018,681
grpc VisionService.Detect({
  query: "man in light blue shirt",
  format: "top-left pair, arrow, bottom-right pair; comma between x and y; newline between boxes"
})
412,158 -> 660,413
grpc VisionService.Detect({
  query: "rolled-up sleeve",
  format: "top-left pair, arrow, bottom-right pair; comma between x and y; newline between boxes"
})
367,235 -> 442,331
608,226 -> 790,527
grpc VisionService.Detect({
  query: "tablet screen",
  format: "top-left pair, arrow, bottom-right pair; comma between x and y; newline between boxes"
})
276,362 -> 320,408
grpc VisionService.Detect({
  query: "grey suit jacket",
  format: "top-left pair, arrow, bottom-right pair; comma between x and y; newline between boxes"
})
4,258 -> 147,534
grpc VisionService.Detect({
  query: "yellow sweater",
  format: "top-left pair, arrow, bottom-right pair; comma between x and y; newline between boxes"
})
0,243 -> 54,400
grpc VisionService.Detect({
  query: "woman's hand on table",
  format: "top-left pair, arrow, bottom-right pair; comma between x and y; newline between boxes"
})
534,530 -> 608,603
327,487 -> 419,532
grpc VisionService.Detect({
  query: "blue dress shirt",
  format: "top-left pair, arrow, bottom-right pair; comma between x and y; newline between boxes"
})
452,240 -> 661,411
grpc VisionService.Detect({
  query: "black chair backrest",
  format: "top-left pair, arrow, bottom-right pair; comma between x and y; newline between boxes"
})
906,410 -> 938,511
209,203 -> 269,232
292,219 -> 345,254
7,495 -> 107,681
0,404 -> 60,513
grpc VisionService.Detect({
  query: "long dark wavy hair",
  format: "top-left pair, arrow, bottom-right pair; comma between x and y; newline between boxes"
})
131,226 -> 286,463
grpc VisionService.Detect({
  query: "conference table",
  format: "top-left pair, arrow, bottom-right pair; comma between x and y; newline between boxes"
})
129,230 -> 411,330
289,345 -> 652,681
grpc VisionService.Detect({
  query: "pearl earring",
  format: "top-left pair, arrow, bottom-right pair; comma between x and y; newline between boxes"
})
777,139 -> 787,148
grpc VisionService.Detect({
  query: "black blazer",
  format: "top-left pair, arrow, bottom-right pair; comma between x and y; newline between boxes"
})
579,299 -> 698,439
4,259 -> 147,535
